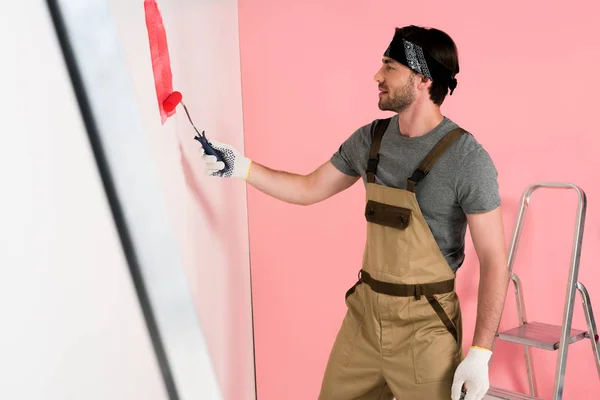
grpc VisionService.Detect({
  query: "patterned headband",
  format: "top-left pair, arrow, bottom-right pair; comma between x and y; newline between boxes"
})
384,35 -> 458,95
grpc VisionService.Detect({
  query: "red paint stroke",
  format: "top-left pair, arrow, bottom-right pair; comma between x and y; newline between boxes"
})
144,0 -> 175,124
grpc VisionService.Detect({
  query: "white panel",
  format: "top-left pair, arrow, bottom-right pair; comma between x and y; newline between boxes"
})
0,1 -> 168,399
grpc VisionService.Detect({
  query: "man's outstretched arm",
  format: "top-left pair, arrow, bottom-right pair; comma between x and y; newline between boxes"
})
246,160 -> 360,206
200,139 -> 360,205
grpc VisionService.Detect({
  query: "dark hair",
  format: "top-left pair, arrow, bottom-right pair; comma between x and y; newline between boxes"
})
395,25 -> 459,105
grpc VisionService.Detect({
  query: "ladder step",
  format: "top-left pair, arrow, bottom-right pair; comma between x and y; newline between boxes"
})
496,321 -> 588,350
484,386 -> 542,399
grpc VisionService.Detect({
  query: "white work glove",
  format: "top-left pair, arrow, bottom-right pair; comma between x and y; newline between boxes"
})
201,139 -> 252,180
451,346 -> 492,400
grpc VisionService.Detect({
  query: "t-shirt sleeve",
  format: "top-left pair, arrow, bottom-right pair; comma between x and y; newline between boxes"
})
330,123 -> 372,177
456,147 -> 501,214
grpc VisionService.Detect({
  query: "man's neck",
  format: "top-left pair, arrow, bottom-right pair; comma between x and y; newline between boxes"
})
397,105 -> 444,138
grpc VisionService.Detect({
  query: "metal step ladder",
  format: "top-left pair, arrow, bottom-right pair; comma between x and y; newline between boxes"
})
484,182 -> 600,400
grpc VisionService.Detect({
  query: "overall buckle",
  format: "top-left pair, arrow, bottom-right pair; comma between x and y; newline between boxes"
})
366,156 -> 379,174
414,284 -> 422,300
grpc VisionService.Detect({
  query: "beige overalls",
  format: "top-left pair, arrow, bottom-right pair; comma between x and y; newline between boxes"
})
319,118 -> 467,400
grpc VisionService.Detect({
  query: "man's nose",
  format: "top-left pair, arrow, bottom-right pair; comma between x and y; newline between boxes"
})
374,69 -> 383,83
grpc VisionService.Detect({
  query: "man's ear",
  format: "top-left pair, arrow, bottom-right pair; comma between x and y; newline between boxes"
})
417,74 -> 432,90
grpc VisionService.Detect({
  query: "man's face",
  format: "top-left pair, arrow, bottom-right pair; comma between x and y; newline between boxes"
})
374,57 -> 416,113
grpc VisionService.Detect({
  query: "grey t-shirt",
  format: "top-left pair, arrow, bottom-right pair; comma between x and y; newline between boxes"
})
330,114 -> 501,272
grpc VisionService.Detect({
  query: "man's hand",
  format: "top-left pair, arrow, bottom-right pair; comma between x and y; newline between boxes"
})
451,346 -> 492,400
200,139 -> 252,180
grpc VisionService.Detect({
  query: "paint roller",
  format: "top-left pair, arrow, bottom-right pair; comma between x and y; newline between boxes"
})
163,91 -> 224,163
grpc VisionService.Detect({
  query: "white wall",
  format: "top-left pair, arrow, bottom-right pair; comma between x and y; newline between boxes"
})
0,1 -> 168,399
0,0 -> 255,399
107,1 -> 255,399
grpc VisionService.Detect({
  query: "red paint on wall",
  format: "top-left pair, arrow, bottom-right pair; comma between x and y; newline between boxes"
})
144,0 -> 174,124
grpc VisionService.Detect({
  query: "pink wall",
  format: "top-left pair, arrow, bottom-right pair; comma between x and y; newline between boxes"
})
238,1 -> 600,399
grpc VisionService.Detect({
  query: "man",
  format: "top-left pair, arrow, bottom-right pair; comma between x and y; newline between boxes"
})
199,25 -> 509,400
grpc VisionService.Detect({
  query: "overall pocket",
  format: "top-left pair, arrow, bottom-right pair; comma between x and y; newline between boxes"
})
410,291 -> 462,383
364,200 -> 412,278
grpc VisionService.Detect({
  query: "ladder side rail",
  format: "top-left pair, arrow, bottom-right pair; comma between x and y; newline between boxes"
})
505,186 -> 537,396
575,282 -> 600,378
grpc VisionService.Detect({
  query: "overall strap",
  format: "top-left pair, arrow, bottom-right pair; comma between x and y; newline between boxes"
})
407,127 -> 466,192
366,118 -> 391,183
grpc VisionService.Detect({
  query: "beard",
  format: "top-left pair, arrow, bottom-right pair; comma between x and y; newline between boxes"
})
378,74 -> 416,113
